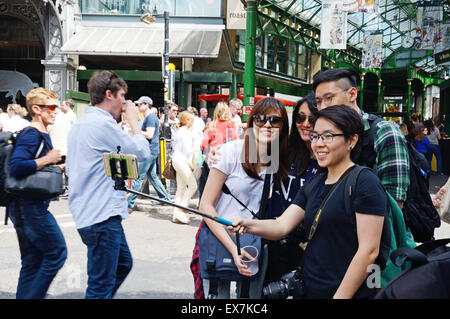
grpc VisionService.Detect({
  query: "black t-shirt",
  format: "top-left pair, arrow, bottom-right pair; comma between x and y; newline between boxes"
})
292,168 -> 387,299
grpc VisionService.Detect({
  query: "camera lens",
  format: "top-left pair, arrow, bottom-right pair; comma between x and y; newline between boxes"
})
262,281 -> 289,299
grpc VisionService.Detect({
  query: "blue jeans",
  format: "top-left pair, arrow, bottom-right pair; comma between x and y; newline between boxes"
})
77,215 -> 132,299
128,153 -> 171,208
429,144 -> 442,174
8,199 -> 67,299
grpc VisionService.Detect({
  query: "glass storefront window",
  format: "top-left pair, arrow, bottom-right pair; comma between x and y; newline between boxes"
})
276,37 -> 287,74
287,40 -> 297,77
297,44 -> 307,80
78,0 -> 222,17
266,33 -> 276,71
255,29 -> 264,68
236,30 -> 246,63
232,28 -> 308,81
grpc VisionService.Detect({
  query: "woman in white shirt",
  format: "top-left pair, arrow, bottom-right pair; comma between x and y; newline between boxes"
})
3,104 -> 30,132
198,97 -> 290,298
171,111 -> 197,224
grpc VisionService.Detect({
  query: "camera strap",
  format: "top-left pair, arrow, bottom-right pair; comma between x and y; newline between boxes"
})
308,165 -> 356,241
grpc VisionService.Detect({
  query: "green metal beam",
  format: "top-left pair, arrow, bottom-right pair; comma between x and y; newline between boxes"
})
243,0 -> 258,121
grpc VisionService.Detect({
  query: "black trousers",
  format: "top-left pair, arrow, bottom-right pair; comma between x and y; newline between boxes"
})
264,240 -> 304,286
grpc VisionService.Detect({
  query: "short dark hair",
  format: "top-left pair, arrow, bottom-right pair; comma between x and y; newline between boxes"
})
87,71 -> 128,106
312,68 -> 359,92
315,105 -> 363,161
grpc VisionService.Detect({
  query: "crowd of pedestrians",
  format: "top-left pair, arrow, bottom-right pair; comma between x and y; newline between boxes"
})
1,68 -> 448,299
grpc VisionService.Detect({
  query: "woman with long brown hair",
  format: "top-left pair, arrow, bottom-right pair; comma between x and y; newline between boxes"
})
198,97 -> 290,298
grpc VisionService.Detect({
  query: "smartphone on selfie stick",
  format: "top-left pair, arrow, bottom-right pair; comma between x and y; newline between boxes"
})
104,147 -> 241,254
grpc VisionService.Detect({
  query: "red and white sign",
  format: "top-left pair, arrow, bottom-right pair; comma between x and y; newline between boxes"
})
243,106 -> 253,115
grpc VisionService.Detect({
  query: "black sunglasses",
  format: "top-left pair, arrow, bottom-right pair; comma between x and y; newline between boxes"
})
252,114 -> 284,128
296,113 -> 316,124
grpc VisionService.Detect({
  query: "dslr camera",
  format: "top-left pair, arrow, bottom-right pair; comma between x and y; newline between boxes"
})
262,267 -> 305,299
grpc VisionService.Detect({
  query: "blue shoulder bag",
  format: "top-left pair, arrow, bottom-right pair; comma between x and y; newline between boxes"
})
198,174 -> 271,281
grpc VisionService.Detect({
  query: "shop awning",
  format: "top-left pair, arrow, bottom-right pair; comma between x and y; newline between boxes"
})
197,94 -> 297,106
60,24 -> 224,58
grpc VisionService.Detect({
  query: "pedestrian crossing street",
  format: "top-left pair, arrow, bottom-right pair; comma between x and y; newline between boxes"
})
0,211 -> 76,235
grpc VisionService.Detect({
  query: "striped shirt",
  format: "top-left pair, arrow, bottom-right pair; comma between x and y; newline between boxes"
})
362,112 -> 410,202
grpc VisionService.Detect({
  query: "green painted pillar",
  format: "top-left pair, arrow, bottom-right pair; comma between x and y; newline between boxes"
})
422,87 -> 426,121
230,73 -> 237,100
359,73 -> 365,110
242,0 -> 257,121
407,78 -> 412,116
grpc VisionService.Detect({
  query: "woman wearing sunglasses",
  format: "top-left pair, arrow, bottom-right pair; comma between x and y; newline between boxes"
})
228,105 -> 387,299
198,97 -> 290,298
7,88 -> 67,299
261,93 -> 320,287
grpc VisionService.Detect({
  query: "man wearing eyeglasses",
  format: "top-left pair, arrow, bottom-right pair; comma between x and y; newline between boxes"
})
313,68 -> 409,210
66,71 -> 150,299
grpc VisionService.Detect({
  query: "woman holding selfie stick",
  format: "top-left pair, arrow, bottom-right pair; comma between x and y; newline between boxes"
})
198,97 -> 290,299
228,105 -> 387,299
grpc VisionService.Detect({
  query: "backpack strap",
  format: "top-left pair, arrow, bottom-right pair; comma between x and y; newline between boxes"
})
343,165 -> 367,222
415,238 -> 450,255
390,247 -> 428,268
15,126 -> 46,158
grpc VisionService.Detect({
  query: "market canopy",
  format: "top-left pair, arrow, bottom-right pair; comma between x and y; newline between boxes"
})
257,0 -> 450,75
60,24 -> 224,58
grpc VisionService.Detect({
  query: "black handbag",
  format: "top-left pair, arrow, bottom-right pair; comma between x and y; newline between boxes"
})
5,165 -> 64,200
4,128 -> 64,200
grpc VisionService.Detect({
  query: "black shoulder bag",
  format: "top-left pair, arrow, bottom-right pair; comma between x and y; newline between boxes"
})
4,127 -> 64,201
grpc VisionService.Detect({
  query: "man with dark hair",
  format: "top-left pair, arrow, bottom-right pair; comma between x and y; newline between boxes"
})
313,68 -> 410,209
66,71 -> 150,298
128,96 -> 171,210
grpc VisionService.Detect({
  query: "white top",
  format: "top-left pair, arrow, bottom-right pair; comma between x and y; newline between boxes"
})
48,110 -> 72,156
192,116 -> 206,148
171,126 -> 196,163
427,127 -> 441,145
211,139 -> 265,221
231,113 -> 243,137
2,115 -> 30,133
0,113 -> 8,126
65,109 -> 77,125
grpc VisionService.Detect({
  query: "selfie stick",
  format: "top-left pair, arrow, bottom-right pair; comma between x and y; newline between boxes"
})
110,147 -> 240,253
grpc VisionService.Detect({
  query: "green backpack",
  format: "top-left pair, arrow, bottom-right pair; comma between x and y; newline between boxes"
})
344,165 -> 416,286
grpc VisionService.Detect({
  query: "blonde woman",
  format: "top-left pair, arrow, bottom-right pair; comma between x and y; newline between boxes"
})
171,111 -> 198,224
202,102 -> 239,155
3,103 -> 30,132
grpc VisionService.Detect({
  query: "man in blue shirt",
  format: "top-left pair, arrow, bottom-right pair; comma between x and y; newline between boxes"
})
66,71 -> 150,299
128,96 -> 171,209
